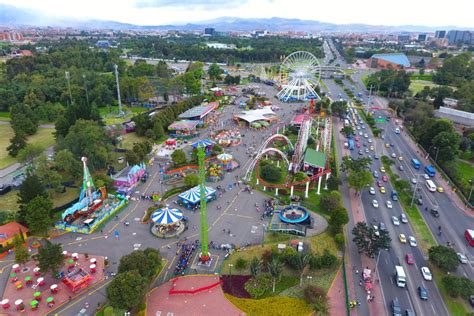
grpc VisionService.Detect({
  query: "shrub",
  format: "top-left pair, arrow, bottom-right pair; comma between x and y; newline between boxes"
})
244,274 -> 273,298
442,275 -> 474,300
225,295 -> 312,316
309,250 -> 337,270
261,164 -> 281,182
303,285 -> 326,305
103,306 -> 114,316
221,275 -> 251,298
334,233 -> 345,250
235,258 -> 248,272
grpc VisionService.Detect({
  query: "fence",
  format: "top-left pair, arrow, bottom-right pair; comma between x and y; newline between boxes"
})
342,247 -> 350,315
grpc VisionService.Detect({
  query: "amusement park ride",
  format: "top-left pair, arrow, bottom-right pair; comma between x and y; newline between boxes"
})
62,157 -> 106,224
197,145 -> 211,264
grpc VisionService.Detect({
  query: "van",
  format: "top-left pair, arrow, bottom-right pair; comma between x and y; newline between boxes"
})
395,128 -> 400,134
426,180 -> 436,192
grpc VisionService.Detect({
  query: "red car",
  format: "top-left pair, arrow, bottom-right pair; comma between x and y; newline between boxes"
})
356,143 -> 361,148
382,175 -> 388,182
406,253 -> 415,265
355,136 -> 360,142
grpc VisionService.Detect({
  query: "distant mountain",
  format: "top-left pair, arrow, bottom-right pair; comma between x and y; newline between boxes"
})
0,4 -> 471,33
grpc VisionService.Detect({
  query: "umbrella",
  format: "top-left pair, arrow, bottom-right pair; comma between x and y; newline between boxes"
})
259,121 -> 269,126
67,259 -> 74,264
33,292 -> 41,298
151,207 -> 183,225
217,153 -> 233,162
9,273 -> 16,278
30,300 -> 38,307
46,297 -> 54,303
25,276 -> 31,282
191,138 -> 215,148
251,122 -> 261,128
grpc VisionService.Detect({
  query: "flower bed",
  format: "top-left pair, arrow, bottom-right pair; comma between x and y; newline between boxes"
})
221,275 -> 251,298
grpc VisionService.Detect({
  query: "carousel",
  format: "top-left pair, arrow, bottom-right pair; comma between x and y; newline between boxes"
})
150,207 -> 186,238
212,128 -> 242,147
217,153 -> 239,172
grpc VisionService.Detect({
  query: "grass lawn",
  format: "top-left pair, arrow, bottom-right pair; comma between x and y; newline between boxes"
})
456,159 -> 474,184
117,132 -> 147,150
100,105 -> 148,125
361,73 -> 369,85
0,190 -> 19,211
225,295 -> 312,316
0,111 -> 11,121
431,266 -> 471,316
0,125 -> 56,169
409,80 -> 439,94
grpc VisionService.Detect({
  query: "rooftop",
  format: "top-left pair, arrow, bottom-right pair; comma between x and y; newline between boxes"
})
371,53 -> 411,67
0,222 -> 28,242
304,148 -> 327,168
178,102 -> 219,119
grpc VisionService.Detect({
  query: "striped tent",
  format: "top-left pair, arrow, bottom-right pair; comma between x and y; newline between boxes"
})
191,138 -> 216,148
217,153 -> 233,162
178,185 -> 217,204
151,207 -> 183,225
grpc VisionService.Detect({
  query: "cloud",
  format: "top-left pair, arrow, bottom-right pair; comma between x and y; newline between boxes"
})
135,0 -> 248,9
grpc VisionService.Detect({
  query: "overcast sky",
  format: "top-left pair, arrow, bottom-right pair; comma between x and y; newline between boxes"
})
1,0 -> 473,27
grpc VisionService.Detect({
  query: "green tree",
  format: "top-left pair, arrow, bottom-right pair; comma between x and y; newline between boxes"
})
118,248 -> 162,279
208,63 -> 224,81
261,164 -> 281,182
54,149 -> 82,180
292,253 -> 311,287
347,170 -> 372,194
7,131 -> 27,157
340,156 -> 371,173
183,174 -> 199,188
320,191 -> 342,212
17,144 -> 44,165
12,234 -> 29,265
352,222 -> 392,258
267,257 -> 284,293
331,101 -> 347,117
17,172 -> 47,225
441,275 -> 474,300
125,150 -> 140,165
328,207 -> 349,234
431,131 -> 461,163
303,285 -> 329,315
171,149 -> 187,167
341,126 -> 354,137
25,196 -> 54,235
249,257 -> 261,278
35,239 -> 64,276
106,270 -> 147,310
35,155 -> 63,193
235,258 -> 248,273
428,245 -> 459,272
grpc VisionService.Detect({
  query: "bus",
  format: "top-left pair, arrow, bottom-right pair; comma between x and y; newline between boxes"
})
426,179 -> 437,192
348,139 -> 355,151
411,159 -> 421,169
424,165 -> 436,177
465,229 -> 474,247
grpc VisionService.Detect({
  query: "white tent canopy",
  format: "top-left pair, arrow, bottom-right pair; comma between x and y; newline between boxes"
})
234,108 -> 276,123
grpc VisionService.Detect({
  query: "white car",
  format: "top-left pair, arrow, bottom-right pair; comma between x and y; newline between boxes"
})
391,153 -> 396,158
421,266 -> 432,281
386,201 -> 393,209
424,174 -> 430,180
373,225 -> 380,236
359,131 -> 363,136
391,216 -> 400,226
408,236 -> 417,247
400,213 -> 408,223
411,178 -> 417,184
457,253 -> 468,264
368,138 -> 373,143
372,200 -> 379,208
364,133 -> 368,138
369,187 -> 376,195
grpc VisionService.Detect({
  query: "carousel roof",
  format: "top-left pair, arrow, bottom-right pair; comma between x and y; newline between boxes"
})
178,185 -> 216,204
191,138 -> 216,148
217,153 -> 233,161
151,207 -> 183,225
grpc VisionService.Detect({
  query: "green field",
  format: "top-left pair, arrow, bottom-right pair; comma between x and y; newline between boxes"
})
409,80 -> 439,94
0,125 -> 56,169
118,132 -> 147,150
456,159 -> 474,183
0,111 -> 11,121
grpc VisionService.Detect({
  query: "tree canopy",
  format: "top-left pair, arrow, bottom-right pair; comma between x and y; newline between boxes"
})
35,240 -> 64,276
352,222 -> 391,258
428,245 -> 459,272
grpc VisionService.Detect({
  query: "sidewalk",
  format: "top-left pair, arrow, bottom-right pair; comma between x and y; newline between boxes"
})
327,268 -> 352,316
0,162 -> 21,178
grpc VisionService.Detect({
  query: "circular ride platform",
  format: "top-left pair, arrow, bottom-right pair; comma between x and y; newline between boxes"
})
279,205 -> 310,224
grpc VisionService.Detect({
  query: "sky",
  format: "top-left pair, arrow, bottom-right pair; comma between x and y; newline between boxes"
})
1,0 -> 473,27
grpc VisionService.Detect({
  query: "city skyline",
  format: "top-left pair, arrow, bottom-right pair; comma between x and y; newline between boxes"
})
0,0 -> 473,28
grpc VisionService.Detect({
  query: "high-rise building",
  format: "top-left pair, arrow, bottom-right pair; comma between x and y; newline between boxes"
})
397,34 -> 410,42
204,28 -> 215,36
435,30 -> 446,39
447,30 -> 472,44
417,34 -> 427,42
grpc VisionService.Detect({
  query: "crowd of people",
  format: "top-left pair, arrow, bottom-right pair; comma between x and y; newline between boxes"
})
174,240 -> 199,275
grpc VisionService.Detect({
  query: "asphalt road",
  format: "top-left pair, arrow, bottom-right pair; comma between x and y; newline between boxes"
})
326,78 -> 448,316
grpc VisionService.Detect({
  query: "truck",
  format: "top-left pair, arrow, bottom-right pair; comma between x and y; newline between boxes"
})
395,265 -> 406,288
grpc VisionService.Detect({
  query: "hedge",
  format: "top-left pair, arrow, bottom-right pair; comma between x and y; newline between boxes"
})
225,295 -> 312,316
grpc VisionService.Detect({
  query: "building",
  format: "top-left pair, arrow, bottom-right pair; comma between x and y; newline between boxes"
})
435,30 -> 446,39
434,107 -> 474,127
397,34 -> 411,42
367,53 -> 411,70
0,222 -> 28,248
417,34 -> 427,42
204,28 -> 215,36
447,30 -> 473,45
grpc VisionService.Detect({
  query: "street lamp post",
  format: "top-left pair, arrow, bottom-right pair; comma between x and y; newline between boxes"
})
410,173 -> 424,207
306,275 -> 313,285
228,264 -> 233,276
466,180 -> 473,208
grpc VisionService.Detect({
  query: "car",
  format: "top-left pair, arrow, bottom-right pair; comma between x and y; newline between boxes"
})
379,222 -> 386,231
357,126 -> 361,130
437,186 -> 444,193
385,143 -> 390,148
387,201 -> 394,209
380,186 -> 386,194
400,213 -> 408,223
372,200 -> 379,208
365,148 -> 369,153
430,208 -> 440,217
361,125 -> 366,129
457,253 -> 468,264
358,149 -> 363,155
356,143 -> 361,148
423,174 -> 430,180
411,178 -> 417,184
370,146 -> 374,151
421,266 -> 432,281
399,234 -> 407,243
408,236 -> 417,247
391,298 -> 402,316
391,153 -> 397,158
382,175 -> 388,182
405,253 -> 415,265
364,133 -> 368,138
405,309 -> 415,316
373,225 -> 380,236
418,286 -> 428,300
470,295 -> 474,308
368,138 -> 373,143
380,166 -> 386,173
354,136 -> 360,141
416,197 -> 423,205
391,215 -> 399,225
398,156 -> 403,161
373,171 -> 379,178
374,154 -> 380,159
359,131 -> 363,136
399,165 -> 404,171
377,180 -> 383,187
369,187 -> 376,195
390,143 -> 395,147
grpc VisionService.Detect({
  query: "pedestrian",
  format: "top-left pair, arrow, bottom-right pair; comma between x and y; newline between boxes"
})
359,280 -> 362,286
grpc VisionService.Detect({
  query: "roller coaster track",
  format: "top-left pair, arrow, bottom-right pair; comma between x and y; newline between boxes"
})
290,116 -> 311,173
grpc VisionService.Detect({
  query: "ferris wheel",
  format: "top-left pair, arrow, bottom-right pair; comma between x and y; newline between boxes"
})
277,51 -> 321,102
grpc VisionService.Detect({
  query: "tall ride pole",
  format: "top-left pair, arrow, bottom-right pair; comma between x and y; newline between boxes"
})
198,145 -> 210,263
114,64 -> 123,115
